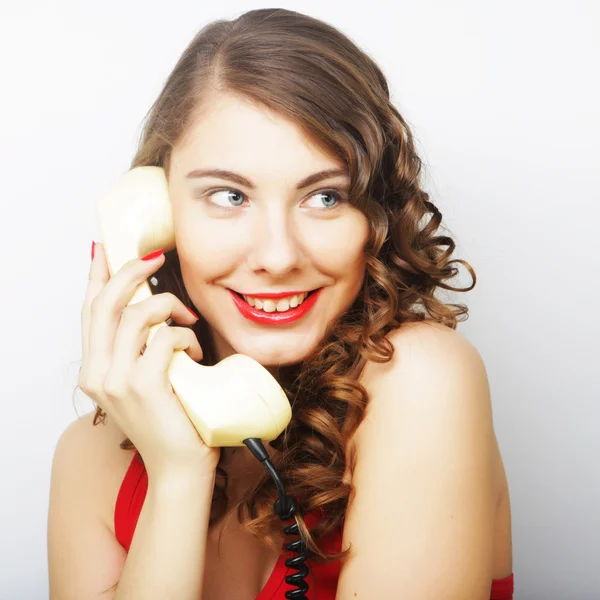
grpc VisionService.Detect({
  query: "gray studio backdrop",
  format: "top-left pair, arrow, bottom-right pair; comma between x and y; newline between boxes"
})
0,1 -> 598,598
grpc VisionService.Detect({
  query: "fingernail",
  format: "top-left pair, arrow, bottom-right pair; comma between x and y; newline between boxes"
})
91,241 -> 96,261
186,307 -> 199,320
141,249 -> 164,261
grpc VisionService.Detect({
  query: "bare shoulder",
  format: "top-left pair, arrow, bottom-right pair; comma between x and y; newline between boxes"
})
50,410 -> 135,532
353,318 -> 494,457
360,319 -> 487,393
48,411 -> 136,598
337,325 -> 500,597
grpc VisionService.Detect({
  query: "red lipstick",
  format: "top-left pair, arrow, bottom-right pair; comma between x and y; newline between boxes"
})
229,288 -> 322,325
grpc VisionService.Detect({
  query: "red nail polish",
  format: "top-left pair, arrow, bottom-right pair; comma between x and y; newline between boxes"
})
186,307 -> 199,320
141,249 -> 164,261
91,241 -> 96,260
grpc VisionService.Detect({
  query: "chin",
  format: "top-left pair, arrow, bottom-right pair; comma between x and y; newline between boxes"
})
232,338 -> 319,368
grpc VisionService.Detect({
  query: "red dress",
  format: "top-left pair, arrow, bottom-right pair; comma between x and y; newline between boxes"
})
115,452 -> 514,599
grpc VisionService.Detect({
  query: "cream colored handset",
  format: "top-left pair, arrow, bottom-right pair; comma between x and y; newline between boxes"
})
96,166 -> 292,447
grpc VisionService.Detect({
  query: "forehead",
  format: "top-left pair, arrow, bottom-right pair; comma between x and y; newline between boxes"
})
172,92 -> 344,176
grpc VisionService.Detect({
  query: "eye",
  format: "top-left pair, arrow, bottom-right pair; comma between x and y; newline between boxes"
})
304,189 -> 345,209
207,188 -> 246,208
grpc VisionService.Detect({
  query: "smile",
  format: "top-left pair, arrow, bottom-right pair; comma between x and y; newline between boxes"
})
228,288 -> 323,325
242,291 -> 310,312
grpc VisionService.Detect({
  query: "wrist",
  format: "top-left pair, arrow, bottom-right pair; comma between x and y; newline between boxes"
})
146,461 -> 217,494
143,446 -> 220,483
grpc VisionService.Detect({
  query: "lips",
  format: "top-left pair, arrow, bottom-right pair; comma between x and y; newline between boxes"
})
228,287 -> 323,325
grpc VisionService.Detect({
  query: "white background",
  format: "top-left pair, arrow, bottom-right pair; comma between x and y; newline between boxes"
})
0,1 -> 598,598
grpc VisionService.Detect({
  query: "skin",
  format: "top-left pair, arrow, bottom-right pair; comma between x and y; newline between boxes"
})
165,91 -> 370,483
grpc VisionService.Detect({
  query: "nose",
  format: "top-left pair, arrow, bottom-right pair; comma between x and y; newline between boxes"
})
246,207 -> 305,277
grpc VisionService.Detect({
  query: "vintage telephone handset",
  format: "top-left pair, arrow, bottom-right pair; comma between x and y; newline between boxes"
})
96,166 -> 310,598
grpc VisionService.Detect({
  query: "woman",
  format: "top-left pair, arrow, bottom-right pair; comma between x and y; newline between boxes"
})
48,8 -> 514,600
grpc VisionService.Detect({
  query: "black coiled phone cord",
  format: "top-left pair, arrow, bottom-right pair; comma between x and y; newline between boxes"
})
244,438 -> 310,600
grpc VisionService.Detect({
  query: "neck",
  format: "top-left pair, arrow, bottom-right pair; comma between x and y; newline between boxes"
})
217,443 -> 281,505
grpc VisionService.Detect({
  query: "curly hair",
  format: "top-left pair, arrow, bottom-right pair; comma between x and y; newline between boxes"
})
87,8 -> 476,565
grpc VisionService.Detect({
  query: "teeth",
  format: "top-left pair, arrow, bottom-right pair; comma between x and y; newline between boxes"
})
263,300 -> 277,313
276,298 -> 290,312
242,292 -> 308,313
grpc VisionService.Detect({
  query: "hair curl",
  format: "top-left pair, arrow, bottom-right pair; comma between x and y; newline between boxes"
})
85,7 -> 476,568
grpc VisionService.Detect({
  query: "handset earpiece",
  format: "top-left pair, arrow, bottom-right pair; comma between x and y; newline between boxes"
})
95,166 -> 292,446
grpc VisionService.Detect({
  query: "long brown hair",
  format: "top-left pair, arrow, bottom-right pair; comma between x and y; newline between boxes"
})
88,8 -> 475,564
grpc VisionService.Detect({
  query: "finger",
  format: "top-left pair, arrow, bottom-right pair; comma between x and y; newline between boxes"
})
134,326 -> 204,388
81,242 -> 111,364
111,292 -> 200,373
86,247 -> 166,380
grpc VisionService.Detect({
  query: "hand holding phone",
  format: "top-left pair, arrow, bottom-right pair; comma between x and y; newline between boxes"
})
84,166 -> 292,465
79,241 -> 220,478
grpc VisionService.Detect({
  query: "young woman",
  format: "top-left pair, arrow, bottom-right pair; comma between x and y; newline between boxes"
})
48,8 -> 514,600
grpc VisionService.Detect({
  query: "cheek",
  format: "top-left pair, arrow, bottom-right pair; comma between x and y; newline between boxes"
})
305,215 -> 369,274
174,218 -> 244,277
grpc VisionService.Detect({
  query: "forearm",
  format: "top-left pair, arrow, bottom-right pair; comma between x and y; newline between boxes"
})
114,468 -> 215,600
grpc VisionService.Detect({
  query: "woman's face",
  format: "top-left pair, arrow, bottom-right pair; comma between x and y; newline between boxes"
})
168,92 -> 369,367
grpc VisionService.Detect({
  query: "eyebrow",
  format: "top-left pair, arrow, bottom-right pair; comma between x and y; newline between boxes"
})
185,167 -> 349,190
